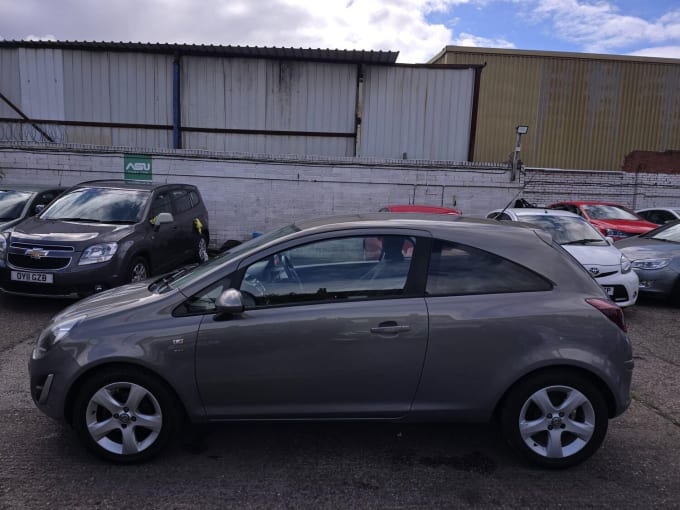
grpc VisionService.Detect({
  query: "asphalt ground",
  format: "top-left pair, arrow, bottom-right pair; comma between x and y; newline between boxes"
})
0,293 -> 678,509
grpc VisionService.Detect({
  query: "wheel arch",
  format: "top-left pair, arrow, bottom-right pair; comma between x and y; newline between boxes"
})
492,365 -> 618,422
64,361 -> 188,426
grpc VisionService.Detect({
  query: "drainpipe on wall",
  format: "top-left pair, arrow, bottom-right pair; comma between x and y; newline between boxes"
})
353,64 -> 365,157
172,53 -> 182,149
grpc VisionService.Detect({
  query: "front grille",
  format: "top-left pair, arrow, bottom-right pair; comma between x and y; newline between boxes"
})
8,253 -> 71,270
593,271 -> 618,279
608,285 -> 629,302
11,242 -> 74,252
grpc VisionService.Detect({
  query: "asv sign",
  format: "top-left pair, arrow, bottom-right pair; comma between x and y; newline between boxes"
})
124,155 -> 152,181
126,162 -> 151,172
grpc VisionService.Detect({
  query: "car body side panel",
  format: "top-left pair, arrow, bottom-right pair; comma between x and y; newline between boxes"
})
194,298 -> 429,419
412,291 -> 633,421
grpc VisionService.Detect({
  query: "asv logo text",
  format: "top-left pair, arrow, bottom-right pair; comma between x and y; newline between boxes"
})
126,162 -> 151,172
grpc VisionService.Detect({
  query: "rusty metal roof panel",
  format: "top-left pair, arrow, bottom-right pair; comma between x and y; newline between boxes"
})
0,40 -> 399,64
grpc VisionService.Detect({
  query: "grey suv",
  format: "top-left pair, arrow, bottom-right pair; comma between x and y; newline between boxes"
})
0,180 -> 209,298
29,214 -> 632,468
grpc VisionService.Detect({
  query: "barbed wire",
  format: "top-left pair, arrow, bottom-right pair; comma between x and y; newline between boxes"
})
0,122 -> 65,143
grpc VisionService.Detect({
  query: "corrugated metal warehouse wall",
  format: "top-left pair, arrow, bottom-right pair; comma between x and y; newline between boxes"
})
0,43 -> 478,162
360,66 -> 475,160
431,46 -> 680,171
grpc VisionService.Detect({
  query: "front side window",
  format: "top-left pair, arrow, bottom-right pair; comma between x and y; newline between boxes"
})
240,235 -> 416,307
41,188 -> 150,223
426,240 -> 551,296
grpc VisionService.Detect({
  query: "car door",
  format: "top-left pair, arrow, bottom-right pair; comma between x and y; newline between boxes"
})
148,189 -> 185,273
193,233 -> 430,419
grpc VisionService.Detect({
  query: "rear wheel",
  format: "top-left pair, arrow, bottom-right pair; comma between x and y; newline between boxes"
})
500,370 -> 608,469
128,257 -> 149,283
72,368 -> 179,463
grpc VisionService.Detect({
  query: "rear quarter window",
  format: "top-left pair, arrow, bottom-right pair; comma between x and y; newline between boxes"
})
426,240 -> 552,296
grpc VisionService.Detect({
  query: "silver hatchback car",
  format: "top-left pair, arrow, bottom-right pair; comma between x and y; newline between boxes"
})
29,214 -> 633,468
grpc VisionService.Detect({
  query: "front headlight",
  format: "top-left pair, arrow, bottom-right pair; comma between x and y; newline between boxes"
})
32,317 -> 84,359
620,255 -> 632,274
78,242 -> 118,265
0,233 -> 7,257
632,258 -> 671,270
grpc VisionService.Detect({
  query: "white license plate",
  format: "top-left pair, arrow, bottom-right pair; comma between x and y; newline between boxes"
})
603,286 -> 614,296
11,271 -> 53,284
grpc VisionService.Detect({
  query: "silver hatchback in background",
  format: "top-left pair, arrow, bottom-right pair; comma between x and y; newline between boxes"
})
29,214 -> 633,468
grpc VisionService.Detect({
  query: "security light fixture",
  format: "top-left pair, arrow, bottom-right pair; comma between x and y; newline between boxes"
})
516,125 -> 529,135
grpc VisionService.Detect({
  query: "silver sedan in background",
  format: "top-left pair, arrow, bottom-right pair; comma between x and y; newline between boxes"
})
29,214 -> 633,469
617,220 -> 680,305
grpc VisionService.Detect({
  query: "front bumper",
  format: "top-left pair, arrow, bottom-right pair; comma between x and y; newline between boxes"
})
28,345 -> 82,421
0,259 -> 127,298
633,267 -> 679,298
594,269 -> 639,307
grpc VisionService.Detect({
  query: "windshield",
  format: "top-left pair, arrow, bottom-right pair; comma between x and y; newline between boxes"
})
643,221 -> 680,242
582,204 -> 640,220
41,187 -> 151,223
0,190 -> 32,220
155,223 -> 301,292
520,215 -> 607,245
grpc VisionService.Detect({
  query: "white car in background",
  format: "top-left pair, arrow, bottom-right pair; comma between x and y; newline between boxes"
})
487,208 -> 638,307
635,207 -> 680,225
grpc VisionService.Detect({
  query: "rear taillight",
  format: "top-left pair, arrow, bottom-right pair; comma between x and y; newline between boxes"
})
586,298 -> 627,332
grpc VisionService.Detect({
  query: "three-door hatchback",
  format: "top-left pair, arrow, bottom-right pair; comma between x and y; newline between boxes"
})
0,180 -> 209,298
29,214 -> 633,468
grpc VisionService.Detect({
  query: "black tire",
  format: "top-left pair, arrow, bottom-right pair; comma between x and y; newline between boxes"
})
500,370 -> 608,469
72,367 -> 180,464
128,256 -> 149,283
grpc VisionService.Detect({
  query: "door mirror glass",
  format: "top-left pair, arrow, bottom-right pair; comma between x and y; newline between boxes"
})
154,212 -> 174,225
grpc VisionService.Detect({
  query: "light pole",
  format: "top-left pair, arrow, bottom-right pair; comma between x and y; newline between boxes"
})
511,125 -> 528,181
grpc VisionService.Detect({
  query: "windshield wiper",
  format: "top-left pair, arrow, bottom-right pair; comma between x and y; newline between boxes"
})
562,239 -> 605,245
101,220 -> 137,224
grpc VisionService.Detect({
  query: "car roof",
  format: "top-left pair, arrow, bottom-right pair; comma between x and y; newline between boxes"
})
289,212 -> 538,238
70,180 -> 196,192
0,184 -> 67,193
383,204 -> 461,214
636,207 -> 680,212
550,200 -> 629,207
491,208 -> 583,218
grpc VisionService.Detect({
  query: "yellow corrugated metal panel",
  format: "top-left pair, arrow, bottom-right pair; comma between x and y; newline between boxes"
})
440,48 -> 680,171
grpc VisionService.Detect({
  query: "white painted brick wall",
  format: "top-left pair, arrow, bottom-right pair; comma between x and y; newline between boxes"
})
2,143 -> 679,248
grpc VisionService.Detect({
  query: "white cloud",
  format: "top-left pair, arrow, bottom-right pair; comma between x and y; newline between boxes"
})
630,46 -> 680,59
529,1 -> 680,54
452,32 -> 515,48
0,0 -> 474,63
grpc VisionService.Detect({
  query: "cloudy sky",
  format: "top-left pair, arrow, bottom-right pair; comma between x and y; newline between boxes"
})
1,0 -> 679,62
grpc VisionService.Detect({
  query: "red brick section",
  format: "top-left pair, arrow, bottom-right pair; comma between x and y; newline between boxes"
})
622,151 -> 680,174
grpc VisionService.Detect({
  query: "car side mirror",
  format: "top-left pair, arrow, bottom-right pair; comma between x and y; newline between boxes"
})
152,212 -> 174,226
605,236 -> 615,245
216,288 -> 245,315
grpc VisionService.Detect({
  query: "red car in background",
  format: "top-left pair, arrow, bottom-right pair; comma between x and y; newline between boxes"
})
548,201 -> 658,241
379,204 -> 462,215
366,205 -> 463,259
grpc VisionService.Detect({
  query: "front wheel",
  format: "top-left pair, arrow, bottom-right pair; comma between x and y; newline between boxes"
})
128,257 -> 149,283
72,368 -> 180,463
500,370 -> 609,469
